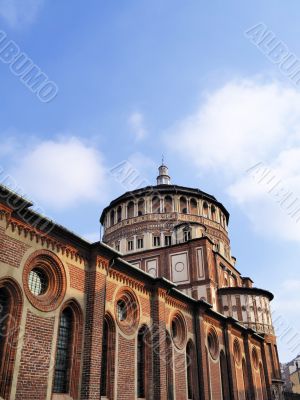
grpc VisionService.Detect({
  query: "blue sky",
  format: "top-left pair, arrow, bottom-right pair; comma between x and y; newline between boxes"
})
1,0 -> 300,362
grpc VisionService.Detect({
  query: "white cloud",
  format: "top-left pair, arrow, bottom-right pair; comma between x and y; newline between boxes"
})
0,0 -> 43,27
5,136 -> 109,210
228,153 -> 300,242
128,112 -> 147,141
167,79 -> 300,242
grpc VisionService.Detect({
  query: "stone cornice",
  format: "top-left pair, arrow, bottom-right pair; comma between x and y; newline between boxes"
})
5,215 -> 87,265
108,267 -> 150,295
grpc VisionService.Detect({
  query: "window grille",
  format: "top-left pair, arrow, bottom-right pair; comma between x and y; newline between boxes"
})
53,308 -> 73,393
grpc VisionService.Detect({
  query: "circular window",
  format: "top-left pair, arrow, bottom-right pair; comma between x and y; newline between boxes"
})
171,312 -> 187,349
115,288 -> 139,335
28,267 -> 48,296
252,347 -> 259,370
233,339 -> 242,366
207,328 -> 219,360
23,251 -> 66,312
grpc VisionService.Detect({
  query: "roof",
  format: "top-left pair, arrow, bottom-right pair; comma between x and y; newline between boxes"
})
218,286 -> 274,301
0,184 -> 94,250
99,184 -> 230,223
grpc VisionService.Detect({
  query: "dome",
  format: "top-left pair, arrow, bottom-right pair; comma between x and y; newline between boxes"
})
100,164 -> 230,257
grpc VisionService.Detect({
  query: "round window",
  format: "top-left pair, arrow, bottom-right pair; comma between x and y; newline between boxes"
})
28,268 -> 48,296
115,289 -> 139,334
23,251 -> 66,312
207,328 -> 219,360
171,312 -> 187,349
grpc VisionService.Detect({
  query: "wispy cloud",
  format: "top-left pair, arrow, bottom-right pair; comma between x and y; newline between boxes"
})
0,0 -> 44,28
167,78 -> 300,242
128,111 -> 147,141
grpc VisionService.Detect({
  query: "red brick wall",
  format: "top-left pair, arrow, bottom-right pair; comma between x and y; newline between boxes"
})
16,311 -> 55,400
139,294 -> 151,317
81,267 -> 106,399
0,229 -> 30,268
68,263 -> 86,292
106,280 -> 118,302
117,335 -> 135,399
235,364 -> 246,400
174,349 -> 187,399
150,289 -> 168,400
209,356 -> 222,399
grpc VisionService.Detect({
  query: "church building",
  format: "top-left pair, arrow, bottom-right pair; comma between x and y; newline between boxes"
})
0,164 -> 283,399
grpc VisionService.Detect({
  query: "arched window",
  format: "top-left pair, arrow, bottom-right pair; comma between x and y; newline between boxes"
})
138,199 -> 145,216
110,209 -> 115,226
127,201 -> 135,218
183,227 -> 191,242
242,358 -> 249,400
166,331 -> 174,400
0,278 -> 22,399
101,314 -> 116,398
180,196 -> 188,214
223,216 -> 227,229
152,196 -> 160,213
137,326 -> 151,398
220,350 -> 230,400
186,340 -> 196,399
203,202 -> 209,218
259,362 -> 267,400
164,196 -> 173,213
117,206 -> 122,223
220,213 -> 224,227
190,198 -> 198,215
0,288 -> 10,360
211,205 -> 216,221
53,301 -> 83,398
53,308 -> 73,394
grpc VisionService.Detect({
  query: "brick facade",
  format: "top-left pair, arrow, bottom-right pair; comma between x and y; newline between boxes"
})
16,312 -> 55,400
0,184 -> 284,399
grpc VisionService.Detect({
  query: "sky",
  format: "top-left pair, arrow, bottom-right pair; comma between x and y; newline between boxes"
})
0,0 -> 300,362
